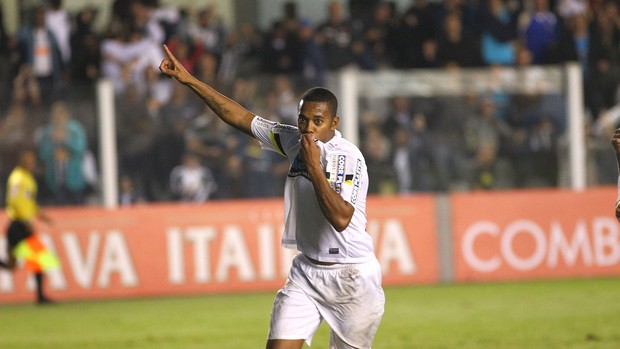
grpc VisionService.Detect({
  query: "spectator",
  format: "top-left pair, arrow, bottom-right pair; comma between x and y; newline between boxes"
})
169,151 -> 217,202
37,101 -> 88,205
390,127 -> 415,193
16,6 -> 64,105
469,140 -> 514,189
363,121 -> 396,194
519,0 -> 560,64
261,20 -> 302,75
220,22 -> 264,80
119,174 -> 144,206
187,5 -> 227,60
464,97 -> 513,159
316,1 -> 358,71
391,5 -> 431,68
298,19 -> 327,88
436,13 -> 483,68
116,82 -> 158,201
409,112 -> 437,192
587,0 -> 620,119
551,9 -> 591,71
45,0 -> 72,66
194,51 -> 223,90
362,1 -> 399,68
382,96 -> 414,138
184,107 -> 230,198
164,36 -> 204,75
526,115 -> 559,186
464,98 -> 513,188
276,1 -> 303,35
130,0 -> 180,45
70,7 -> 101,87
152,83 -> 199,198
271,74 -> 299,125
159,81 -> 200,126
100,26 -> 164,94
479,0 -> 523,66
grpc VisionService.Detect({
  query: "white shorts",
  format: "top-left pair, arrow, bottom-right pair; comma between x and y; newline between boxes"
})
268,254 -> 385,348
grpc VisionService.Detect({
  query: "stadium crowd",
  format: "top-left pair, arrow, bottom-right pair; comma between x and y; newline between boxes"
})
0,0 -> 619,206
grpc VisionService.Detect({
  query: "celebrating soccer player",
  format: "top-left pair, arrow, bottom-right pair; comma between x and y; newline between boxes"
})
160,44 -> 385,349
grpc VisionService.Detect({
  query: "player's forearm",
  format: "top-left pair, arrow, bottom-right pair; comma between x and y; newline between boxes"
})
307,165 -> 354,232
183,75 -> 255,136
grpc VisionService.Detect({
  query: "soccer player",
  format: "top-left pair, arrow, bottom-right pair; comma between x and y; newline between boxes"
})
0,149 -> 55,304
160,45 -> 385,349
611,128 -> 620,221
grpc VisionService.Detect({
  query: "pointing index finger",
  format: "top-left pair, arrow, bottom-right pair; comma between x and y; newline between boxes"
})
163,44 -> 175,61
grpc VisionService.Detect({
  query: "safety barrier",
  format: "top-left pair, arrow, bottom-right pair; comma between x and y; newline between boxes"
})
1,187 -> 617,304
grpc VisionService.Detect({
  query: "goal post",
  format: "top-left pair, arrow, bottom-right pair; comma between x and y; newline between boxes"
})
336,64 -> 586,191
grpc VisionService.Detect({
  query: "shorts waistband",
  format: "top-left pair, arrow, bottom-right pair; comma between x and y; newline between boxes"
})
303,254 -> 337,266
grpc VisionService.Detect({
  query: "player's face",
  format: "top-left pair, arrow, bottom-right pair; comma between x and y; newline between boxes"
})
297,101 -> 339,143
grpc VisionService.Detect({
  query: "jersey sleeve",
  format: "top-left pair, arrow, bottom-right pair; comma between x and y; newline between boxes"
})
325,151 -> 366,206
251,116 -> 300,158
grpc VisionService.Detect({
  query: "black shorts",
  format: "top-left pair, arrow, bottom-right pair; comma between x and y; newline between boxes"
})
6,220 -> 33,250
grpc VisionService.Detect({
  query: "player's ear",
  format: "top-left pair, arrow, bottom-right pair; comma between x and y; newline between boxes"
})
331,115 -> 339,130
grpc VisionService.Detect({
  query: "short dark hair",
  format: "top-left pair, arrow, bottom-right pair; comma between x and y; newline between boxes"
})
300,87 -> 338,117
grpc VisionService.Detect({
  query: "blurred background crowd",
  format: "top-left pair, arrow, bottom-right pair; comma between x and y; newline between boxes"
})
0,0 -> 619,206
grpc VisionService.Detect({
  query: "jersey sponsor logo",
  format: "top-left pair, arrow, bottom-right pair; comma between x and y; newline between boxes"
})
329,154 -> 338,182
335,155 -> 346,193
351,159 -> 362,204
329,247 -> 340,254
254,116 -> 277,129
256,116 -> 299,135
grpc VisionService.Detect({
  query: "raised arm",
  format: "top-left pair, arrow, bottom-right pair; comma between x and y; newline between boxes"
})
159,45 -> 255,136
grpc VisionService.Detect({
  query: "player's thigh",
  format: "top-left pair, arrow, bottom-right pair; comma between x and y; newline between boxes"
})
268,280 -> 322,341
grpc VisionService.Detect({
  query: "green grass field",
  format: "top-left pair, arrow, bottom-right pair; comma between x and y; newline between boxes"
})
1,277 -> 619,349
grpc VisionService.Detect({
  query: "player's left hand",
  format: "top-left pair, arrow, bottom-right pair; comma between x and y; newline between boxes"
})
160,45 -> 191,84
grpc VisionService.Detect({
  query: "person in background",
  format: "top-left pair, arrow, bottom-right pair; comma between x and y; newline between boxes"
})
45,0 -> 72,67
16,6 -> 64,105
169,151 -> 217,202
119,174 -> 144,206
0,149 -> 56,304
37,101 -> 88,205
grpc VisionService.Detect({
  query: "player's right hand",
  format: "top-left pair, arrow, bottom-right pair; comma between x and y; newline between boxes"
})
159,45 -> 191,84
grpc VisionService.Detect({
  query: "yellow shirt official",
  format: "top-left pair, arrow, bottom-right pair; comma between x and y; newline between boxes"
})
6,166 -> 39,222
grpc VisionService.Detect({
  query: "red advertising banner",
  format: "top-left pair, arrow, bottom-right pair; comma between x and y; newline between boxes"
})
452,187 -> 620,282
1,195 -> 439,304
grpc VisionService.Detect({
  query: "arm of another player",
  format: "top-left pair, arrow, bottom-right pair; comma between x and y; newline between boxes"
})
301,134 -> 354,232
159,45 -> 255,137
611,128 -> 620,221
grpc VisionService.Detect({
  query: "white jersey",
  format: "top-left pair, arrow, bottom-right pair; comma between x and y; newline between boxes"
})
251,116 -> 374,263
